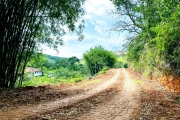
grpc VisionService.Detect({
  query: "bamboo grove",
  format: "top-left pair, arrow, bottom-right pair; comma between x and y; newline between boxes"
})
111,0 -> 180,78
0,0 -> 85,88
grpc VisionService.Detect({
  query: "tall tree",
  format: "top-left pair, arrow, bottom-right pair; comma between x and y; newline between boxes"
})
0,0 -> 85,88
68,56 -> 80,65
28,53 -> 47,69
83,46 -> 116,75
68,56 -> 80,70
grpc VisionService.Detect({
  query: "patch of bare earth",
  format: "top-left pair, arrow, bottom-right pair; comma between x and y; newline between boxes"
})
0,69 -> 118,120
27,69 -> 141,120
0,70 -> 114,112
1,68 -> 180,120
128,69 -> 180,119
73,69 -> 141,120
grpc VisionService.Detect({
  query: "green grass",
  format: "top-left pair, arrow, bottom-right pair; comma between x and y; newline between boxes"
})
79,59 -> 85,65
98,66 -> 109,75
21,76 -> 57,86
79,79 -> 100,87
178,99 -> 180,104
69,77 -> 85,83
85,79 -> 100,84
19,76 -> 85,87
133,79 -> 144,85
117,56 -> 127,63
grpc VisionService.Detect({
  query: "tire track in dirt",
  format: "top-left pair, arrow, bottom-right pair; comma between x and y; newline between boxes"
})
0,69 -> 120,120
75,69 -> 141,120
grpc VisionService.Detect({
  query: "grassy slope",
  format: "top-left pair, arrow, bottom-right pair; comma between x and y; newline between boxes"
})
117,56 -> 127,63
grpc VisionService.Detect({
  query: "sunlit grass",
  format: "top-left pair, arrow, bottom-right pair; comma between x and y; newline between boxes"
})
83,79 -> 100,85
18,76 -> 85,87
117,56 -> 127,63
79,79 -> 100,87
132,79 -> 144,85
79,59 -> 85,65
178,99 -> 180,104
21,76 -> 59,87
20,77 -> 100,88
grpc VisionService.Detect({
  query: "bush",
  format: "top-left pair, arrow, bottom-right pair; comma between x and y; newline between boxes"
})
69,77 -> 84,83
124,63 -> 128,68
114,61 -> 124,68
98,66 -> 109,75
83,46 -> 116,75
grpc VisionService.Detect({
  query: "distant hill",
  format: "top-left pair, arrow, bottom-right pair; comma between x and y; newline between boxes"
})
46,55 -> 68,63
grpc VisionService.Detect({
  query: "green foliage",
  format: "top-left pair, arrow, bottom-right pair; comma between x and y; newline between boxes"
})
112,0 -> 180,76
68,56 -> 80,65
18,72 -> 86,87
114,61 -> 124,68
28,53 -> 47,69
46,55 -> 66,63
178,99 -> 180,104
36,0 -> 85,44
68,56 -> 80,70
133,79 -> 144,85
98,66 -> 109,75
114,56 -> 128,68
117,56 -> 127,63
124,63 -> 128,68
83,46 -> 117,75
0,0 -> 85,88
16,76 -> 55,87
69,77 -> 84,83
19,54 -> 91,87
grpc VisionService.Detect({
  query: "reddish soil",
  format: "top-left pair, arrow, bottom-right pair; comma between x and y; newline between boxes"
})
0,69 -> 114,113
157,75 -> 180,92
128,69 -> 180,119
0,69 -> 118,119
0,68 -> 180,120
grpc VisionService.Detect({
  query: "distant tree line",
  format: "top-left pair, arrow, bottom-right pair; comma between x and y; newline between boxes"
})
28,54 -> 90,80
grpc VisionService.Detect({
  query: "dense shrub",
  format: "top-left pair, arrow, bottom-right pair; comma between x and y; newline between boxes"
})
83,46 -> 116,75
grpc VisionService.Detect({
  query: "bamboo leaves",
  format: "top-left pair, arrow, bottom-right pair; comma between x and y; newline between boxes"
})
0,0 -> 85,88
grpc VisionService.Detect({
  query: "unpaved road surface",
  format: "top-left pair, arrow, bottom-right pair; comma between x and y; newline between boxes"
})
75,69 -> 140,120
0,68 -> 180,120
0,69 -> 121,120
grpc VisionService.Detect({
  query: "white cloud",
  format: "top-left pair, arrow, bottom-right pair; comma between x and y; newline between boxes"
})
96,8 -> 106,16
94,25 -> 102,34
96,20 -> 107,27
62,35 -> 78,42
84,14 -> 92,19
41,0 -> 129,58
83,0 -> 114,16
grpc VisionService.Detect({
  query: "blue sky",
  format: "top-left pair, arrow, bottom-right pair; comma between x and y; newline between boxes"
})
42,0 -> 128,58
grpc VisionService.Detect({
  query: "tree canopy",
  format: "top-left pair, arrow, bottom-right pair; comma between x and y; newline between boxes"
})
0,0 -> 85,88
83,46 -> 116,75
111,0 -> 180,77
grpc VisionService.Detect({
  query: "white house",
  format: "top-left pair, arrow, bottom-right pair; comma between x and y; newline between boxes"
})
25,67 -> 43,77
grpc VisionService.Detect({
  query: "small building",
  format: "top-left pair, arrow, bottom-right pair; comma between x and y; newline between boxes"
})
25,67 -> 43,77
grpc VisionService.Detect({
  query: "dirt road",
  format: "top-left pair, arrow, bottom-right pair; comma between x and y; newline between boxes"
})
75,69 -> 141,120
1,69 -> 179,120
0,69 -> 121,120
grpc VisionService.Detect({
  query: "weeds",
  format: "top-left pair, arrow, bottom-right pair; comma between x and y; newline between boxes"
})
178,99 -> 180,104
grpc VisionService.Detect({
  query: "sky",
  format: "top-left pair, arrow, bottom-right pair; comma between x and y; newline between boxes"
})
42,0 -> 128,58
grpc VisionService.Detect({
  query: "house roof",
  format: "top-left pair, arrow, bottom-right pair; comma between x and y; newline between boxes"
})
25,67 -> 41,73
